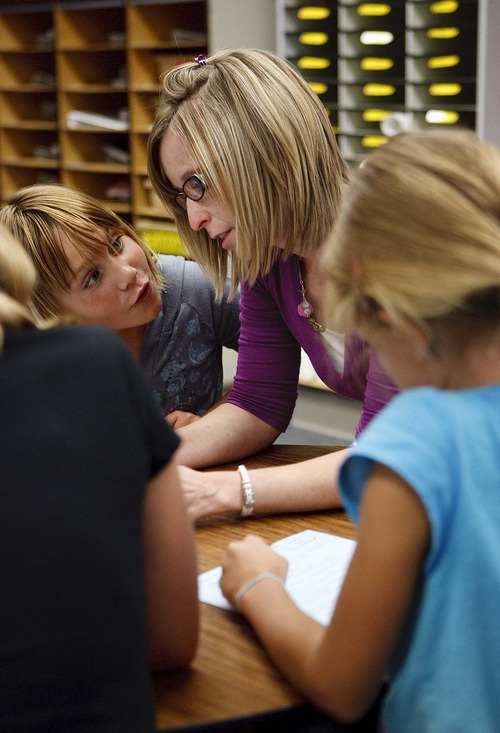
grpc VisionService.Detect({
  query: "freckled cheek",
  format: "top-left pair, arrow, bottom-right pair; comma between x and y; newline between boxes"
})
99,290 -> 123,312
80,288 -> 121,318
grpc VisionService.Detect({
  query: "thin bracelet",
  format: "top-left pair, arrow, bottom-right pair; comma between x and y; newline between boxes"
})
234,572 -> 285,610
238,464 -> 255,517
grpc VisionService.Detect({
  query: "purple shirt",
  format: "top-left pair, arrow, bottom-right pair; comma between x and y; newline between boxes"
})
227,254 -> 397,437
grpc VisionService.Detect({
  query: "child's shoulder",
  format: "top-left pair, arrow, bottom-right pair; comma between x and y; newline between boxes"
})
156,254 -> 211,292
357,387 -> 451,456
383,385 -> 445,420
43,324 -> 131,368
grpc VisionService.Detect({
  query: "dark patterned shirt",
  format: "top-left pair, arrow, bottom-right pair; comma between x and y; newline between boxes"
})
139,255 -> 240,416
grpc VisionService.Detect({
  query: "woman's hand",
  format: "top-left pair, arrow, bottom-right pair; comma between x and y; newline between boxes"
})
177,466 -> 242,522
220,534 -> 288,607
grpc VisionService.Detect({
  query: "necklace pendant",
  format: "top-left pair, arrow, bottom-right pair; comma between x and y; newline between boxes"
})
308,317 -> 325,333
297,258 -> 325,332
298,299 -> 313,318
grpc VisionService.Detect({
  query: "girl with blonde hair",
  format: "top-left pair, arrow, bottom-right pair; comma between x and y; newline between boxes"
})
220,130 -> 500,732
0,183 -> 240,425
0,222 -> 198,730
147,48 -> 397,521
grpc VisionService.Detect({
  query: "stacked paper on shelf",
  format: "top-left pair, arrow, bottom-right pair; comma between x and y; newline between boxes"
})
67,110 -> 128,131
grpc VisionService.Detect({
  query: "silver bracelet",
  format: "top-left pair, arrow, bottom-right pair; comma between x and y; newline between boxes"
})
238,464 -> 254,517
234,572 -> 285,610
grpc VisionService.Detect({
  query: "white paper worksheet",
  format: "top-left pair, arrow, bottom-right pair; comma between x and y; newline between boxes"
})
198,529 -> 357,626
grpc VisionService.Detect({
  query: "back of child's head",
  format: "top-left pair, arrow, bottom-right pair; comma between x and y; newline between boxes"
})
323,129 -> 500,342
0,184 -> 161,321
0,222 -> 37,351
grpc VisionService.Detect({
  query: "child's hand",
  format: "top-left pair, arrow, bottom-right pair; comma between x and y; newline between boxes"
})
220,534 -> 288,608
166,410 -> 201,428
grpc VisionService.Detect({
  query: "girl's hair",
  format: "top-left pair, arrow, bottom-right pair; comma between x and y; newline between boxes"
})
147,48 -> 350,298
0,222 -> 37,352
0,184 -> 163,321
323,129 -> 500,342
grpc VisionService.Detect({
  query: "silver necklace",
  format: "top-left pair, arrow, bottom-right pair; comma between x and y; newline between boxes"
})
297,259 -> 325,333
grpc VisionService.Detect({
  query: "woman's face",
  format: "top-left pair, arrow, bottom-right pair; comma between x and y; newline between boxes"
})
159,128 -> 237,252
56,232 -> 162,333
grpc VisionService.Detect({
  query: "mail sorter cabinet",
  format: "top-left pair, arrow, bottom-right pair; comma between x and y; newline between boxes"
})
276,0 -> 480,167
0,0 -> 207,230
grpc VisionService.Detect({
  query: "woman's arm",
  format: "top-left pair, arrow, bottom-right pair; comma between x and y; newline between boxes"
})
174,402 -> 280,467
178,448 -> 347,521
174,268 -> 305,466
220,464 -> 430,722
143,459 -> 199,671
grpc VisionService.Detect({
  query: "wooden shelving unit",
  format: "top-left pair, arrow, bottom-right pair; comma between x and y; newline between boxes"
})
0,0 -> 207,235
127,0 -> 207,223
0,5 -> 58,195
55,2 -> 130,213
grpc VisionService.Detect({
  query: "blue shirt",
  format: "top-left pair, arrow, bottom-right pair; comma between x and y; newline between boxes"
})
340,386 -> 500,733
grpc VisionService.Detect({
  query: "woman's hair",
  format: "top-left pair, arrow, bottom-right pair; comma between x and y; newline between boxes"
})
147,48 -> 350,297
0,184 -> 163,321
323,129 -> 500,344
0,222 -> 37,352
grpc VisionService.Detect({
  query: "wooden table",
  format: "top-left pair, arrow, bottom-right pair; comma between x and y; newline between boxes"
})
154,445 -> 357,730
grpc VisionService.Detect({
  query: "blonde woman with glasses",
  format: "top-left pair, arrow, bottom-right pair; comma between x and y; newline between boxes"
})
147,48 -> 397,521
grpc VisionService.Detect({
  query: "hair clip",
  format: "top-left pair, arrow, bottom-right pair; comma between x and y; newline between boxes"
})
194,54 -> 207,66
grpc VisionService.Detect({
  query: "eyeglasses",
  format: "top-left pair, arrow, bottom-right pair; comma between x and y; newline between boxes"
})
173,174 -> 206,211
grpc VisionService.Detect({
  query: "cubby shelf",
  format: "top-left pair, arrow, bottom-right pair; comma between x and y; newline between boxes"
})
0,0 -> 207,235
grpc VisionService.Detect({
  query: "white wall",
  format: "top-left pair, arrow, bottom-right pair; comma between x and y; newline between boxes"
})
476,0 -> 500,148
208,0 -> 276,52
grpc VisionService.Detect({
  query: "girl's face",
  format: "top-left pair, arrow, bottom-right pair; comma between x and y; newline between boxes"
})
56,232 -> 162,333
159,128 -> 237,252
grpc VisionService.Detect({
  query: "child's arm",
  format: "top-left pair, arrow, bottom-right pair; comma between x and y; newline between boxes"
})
143,459 -> 199,671
220,463 -> 430,723
166,390 -> 232,429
